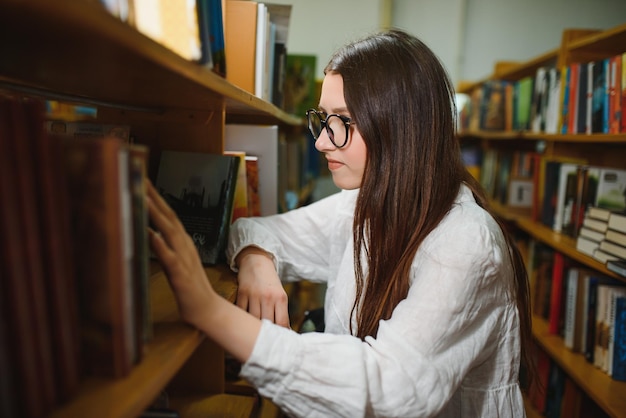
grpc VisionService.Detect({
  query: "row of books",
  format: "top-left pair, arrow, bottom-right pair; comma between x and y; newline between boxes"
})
459,52 -> 626,135
525,342 -> 614,418
529,241 -> 626,382
100,0 -> 317,112
0,96 -> 151,417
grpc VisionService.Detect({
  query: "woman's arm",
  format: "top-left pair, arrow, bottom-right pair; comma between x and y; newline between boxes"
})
147,180 -> 260,361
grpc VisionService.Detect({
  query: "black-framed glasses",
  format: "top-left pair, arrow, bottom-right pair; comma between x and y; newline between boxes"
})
306,109 -> 355,148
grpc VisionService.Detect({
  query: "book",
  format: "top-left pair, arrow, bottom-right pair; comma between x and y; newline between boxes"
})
224,151 -> 249,222
224,0 -> 258,94
553,163 -> 580,233
128,144 -> 152,353
284,54 -> 318,117
594,283 -> 626,370
590,58 -> 609,134
582,215 -> 608,233
225,124 -> 279,216
606,287 -> 626,374
548,252 -> 567,334
563,267 -> 591,353
609,54 -> 622,134
593,248 -> 619,264
599,239 -> 626,260
611,296 -> 626,380
576,234 -> 600,257
63,134 -> 136,378
245,156 -> 261,217
0,97 -> 57,416
605,228 -> 626,247
579,225 -> 605,243
607,259 -> 626,277
608,211 -> 626,233
588,205 -> 612,221
595,167 -> 626,212
155,150 -> 240,265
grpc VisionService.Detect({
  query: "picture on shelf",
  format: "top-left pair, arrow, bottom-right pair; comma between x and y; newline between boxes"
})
155,151 -> 240,265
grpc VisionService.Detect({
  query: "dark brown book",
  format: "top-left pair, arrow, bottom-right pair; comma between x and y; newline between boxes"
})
28,100 -> 82,402
63,134 -> 136,378
0,96 -> 56,417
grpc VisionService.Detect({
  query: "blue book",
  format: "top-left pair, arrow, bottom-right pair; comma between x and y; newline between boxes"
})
613,296 -> 626,381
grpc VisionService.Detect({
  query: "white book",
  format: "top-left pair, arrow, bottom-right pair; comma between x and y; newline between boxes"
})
576,235 -> 599,257
579,225 -> 605,243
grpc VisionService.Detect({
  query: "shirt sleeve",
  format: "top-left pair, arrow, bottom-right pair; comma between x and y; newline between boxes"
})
226,189 -> 354,283
240,205 -> 519,418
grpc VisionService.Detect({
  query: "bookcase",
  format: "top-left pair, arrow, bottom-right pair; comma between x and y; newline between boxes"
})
0,0 -> 299,417
458,23 -> 626,418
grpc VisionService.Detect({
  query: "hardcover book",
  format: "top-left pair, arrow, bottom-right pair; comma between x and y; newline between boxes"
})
155,151 -> 240,265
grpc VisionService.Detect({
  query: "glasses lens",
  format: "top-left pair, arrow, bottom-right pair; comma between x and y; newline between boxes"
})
327,115 -> 346,147
308,111 -> 322,138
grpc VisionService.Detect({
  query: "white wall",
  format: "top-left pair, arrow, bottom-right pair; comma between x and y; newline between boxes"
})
270,0 -> 626,86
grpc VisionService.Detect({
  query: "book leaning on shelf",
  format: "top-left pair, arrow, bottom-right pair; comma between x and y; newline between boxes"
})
155,150 -> 240,265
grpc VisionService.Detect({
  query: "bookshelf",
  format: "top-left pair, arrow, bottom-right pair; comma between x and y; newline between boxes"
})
0,0 -> 299,417
458,22 -> 626,418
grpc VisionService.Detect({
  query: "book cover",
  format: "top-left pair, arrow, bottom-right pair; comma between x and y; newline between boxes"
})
595,167 -> 626,212
155,150 -> 240,265
63,135 -> 136,378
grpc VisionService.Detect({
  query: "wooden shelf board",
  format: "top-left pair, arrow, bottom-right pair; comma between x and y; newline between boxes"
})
568,22 -> 626,55
459,131 -> 626,143
0,0 -> 299,126
532,317 -> 626,418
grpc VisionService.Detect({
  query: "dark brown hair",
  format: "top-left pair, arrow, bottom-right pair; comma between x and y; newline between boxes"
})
325,29 -> 532,384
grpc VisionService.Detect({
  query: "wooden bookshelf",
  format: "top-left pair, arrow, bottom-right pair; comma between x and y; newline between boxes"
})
0,0 -> 300,417
459,21 -> 626,418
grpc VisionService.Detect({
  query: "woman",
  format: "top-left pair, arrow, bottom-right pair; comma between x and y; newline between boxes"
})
148,29 -> 531,417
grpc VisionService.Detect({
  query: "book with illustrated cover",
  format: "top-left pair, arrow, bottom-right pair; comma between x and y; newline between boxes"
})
224,151 -> 248,222
155,151 -> 240,265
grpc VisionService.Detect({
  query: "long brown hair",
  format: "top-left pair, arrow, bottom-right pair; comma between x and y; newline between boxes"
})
325,29 -> 532,383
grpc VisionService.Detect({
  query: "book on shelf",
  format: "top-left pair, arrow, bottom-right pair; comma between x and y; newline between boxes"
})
595,167 -> 626,212
587,205 -> 612,221
608,211 -> 626,233
225,124 -> 279,216
605,228 -> 626,247
224,151 -> 249,222
607,259 -> 626,277
605,287 -> 626,375
132,0 -> 202,62
593,283 -> 626,371
579,225 -> 605,243
621,52 -> 626,133
245,155 -> 262,217
608,53 -> 622,134
514,76 -> 533,131
155,150 -> 240,265
591,58 -> 609,134
1,97 -> 58,416
593,248 -> 620,264
598,239 -> 626,260
582,215 -> 608,233
530,67 -> 549,133
545,67 -> 562,134
548,252 -> 567,334
611,296 -> 626,381
128,144 -> 152,350
63,134 -> 136,378
576,235 -> 600,257
563,267 -> 592,353
224,0 -> 258,94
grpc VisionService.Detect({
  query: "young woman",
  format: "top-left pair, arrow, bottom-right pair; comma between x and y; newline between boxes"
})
148,29 -> 532,417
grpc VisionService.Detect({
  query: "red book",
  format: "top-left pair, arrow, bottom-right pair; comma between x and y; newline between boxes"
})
548,252 -> 567,334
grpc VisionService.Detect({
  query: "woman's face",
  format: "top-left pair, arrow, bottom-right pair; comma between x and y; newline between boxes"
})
315,72 -> 367,190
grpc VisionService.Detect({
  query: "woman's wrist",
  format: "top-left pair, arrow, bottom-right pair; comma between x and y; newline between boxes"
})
235,246 -> 273,269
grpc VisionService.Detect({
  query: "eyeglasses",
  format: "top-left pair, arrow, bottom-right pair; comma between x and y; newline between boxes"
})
306,109 -> 355,148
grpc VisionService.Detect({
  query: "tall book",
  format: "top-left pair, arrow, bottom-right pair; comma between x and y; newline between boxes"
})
0,97 -> 56,417
63,135 -> 136,378
224,0 -> 258,94
224,151 -> 249,222
155,150 -> 240,265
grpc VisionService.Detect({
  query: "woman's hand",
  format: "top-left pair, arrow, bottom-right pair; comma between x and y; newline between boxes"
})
235,248 -> 290,328
146,180 -> 218,330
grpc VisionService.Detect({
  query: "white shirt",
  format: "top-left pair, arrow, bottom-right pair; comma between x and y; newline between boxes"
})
226,185 -> 525,418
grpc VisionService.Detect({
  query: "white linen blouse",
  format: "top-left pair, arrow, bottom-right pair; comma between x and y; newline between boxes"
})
226,184 -> 526,418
